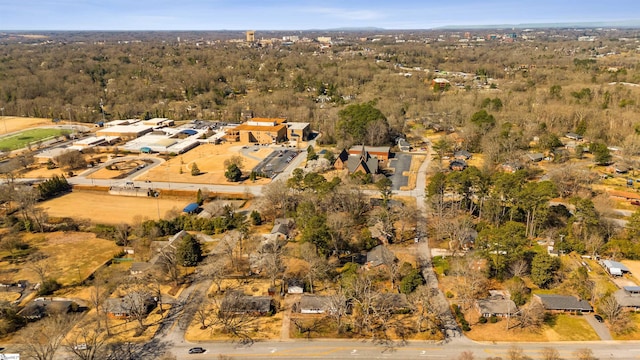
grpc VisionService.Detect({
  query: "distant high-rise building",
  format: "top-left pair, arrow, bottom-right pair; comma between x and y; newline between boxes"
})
246,30 -> 255,42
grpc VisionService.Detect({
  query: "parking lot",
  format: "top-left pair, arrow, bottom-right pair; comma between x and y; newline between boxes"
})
388,153 -> 412,190
252,148 -> 300,177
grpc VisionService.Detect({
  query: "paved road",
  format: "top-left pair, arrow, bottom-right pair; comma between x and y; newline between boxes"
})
167,338 -> 639,359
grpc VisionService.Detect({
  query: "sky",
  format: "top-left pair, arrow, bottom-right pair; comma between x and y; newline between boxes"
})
1,0 -> 639,31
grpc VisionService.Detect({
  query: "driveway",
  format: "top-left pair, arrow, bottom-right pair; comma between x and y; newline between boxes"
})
584,314 -> 612,340
388,153 -> 412,190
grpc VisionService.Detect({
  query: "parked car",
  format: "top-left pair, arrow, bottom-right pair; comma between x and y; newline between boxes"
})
594,314 -> 604,323
188,347 -> 206,354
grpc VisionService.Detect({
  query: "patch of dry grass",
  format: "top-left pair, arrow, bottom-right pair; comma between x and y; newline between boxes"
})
0,232 -> 120,286
38,191 -> 192,224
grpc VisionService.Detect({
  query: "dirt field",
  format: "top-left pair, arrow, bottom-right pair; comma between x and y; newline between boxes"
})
0,116 -> 53,135
87,158 -> 149,179
136,143 -> 272,185
0,232 -> 120,286
39,191 -> 194,224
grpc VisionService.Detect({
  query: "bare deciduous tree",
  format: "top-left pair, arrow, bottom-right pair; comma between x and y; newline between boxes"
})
20,314 -> 79,360
210,291 -> 259,344
541,347 -> 561,360
64,321 -> 109,360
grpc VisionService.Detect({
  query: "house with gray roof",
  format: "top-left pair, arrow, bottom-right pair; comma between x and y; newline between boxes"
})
220,294 -> 274,316
614,286 -> 640,311
298,294 -> 333,314
366,245 -> 395,268
601,259 -> 631,277
534,294 -> 592,313
476,295 -> 517,318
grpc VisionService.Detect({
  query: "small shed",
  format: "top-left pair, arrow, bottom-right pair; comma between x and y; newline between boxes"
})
140,147 -> 152,154
183,203 -> 200,214
287,279 -> 305,294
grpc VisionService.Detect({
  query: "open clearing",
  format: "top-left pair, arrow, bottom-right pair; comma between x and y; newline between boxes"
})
0,127 -> 66,150
136,143 -> 271,186
466,314 -> 599,342
0,232 -> 119,286
0,116 -> 53,135
39,191 -> 193,224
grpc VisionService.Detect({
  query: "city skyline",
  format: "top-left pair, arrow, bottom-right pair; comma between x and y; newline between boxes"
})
1,0 -> 639,31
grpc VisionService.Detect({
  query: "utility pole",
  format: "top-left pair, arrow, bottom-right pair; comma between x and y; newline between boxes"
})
1,107 -> 6,134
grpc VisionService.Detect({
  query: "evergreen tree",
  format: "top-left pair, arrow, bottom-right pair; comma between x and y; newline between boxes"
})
191,162 -> 201,176
531,252 -> 560,288
176,234 -> 202,267
224,164 -> 242,182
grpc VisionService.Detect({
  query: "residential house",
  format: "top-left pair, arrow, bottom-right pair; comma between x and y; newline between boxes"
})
19,298 -> 82,320
270,223 -> 291,240
534,294 -> 593,313
454,150 -> 472,160
220,295 -> 274,316
525,153 -> 544,162
129,262 -> 153,277
449,159 -> 467,171
501,161 -> 522,173
103,294 -> 157,319
476,294 -> 517,318
366,245 -> 396,268
298,294 -> 332,314
371,293 -> 412,313
565,133 -> 584,141
432,78 -> 451,91
614,286 -> 640,311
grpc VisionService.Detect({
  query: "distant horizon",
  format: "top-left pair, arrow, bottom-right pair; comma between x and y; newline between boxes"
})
2,20 -> 640,33
1,1 -> 639,31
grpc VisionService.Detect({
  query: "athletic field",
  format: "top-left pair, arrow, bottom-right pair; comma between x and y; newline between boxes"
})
0,127 -> 66,150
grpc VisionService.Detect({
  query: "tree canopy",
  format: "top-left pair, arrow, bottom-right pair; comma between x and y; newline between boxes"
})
337,102 -> 389,146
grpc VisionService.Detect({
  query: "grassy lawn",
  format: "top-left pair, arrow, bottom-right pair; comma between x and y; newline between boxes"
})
0,127 -> 66,150
467,314 -> 598,342
543,314 -> 599,341
611,312 -> 640,340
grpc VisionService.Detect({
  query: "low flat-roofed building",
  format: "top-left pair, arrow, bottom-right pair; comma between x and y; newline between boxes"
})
287,122 -> 311,141
230,123 -> 287,144
142,118 -> 174,127
34,147 -> 77,163
97,124 -> 154,140
348,146 -> 391,162
104,119 -> 139,127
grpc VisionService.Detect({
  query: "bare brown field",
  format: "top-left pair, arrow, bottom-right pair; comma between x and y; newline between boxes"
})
39,191 -> 193,224
87,158 -> 149,179
0,232 -> 120,286
136,143 -> 271,185
0,116 -> 53,134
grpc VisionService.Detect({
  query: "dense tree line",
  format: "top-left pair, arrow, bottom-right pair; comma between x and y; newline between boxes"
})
1,30 -> 640,150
